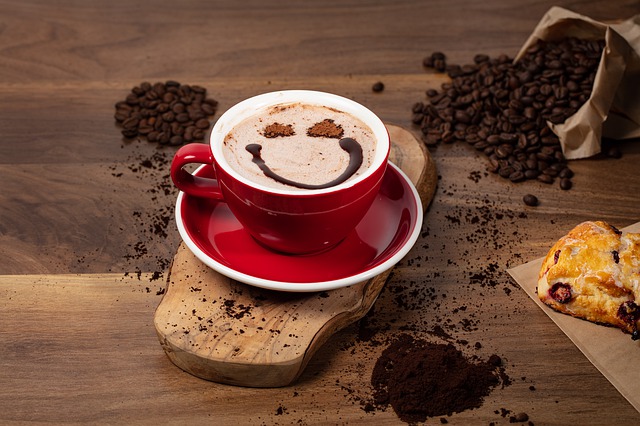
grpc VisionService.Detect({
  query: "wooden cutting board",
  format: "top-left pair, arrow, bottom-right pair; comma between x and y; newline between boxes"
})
153,124 -> 437,387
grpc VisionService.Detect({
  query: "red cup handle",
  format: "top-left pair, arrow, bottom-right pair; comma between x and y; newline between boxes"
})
170,143 -> 224,199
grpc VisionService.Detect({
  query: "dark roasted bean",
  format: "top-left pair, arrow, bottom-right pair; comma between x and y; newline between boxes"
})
372,81 -> 385,92
607,146 -> 623,159
537,174 -> 554,184
509,171 -> 525,182
524,169 -> 540,179
559,167 -> 574,179
559,178 -> 572,190
523,194 -> 539,206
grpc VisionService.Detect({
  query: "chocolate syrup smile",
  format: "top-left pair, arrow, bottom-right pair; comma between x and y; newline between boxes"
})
245,137 -> 364,190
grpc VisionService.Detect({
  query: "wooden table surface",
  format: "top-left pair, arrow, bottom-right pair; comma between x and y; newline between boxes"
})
2,0 -> 639,424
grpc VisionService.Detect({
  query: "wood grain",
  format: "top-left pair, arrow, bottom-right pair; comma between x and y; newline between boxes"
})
1,0 -> 640,423
154,125 -> 437,387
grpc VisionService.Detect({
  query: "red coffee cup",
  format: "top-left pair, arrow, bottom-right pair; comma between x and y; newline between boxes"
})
171,90 -> 390,254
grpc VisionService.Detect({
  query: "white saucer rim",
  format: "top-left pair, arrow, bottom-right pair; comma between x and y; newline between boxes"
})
175,161 -> 423,292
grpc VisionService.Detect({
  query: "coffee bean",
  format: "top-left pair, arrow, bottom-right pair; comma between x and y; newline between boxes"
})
454,110 -> 471,124
170,122 -> 184,136
138,125 -> 153,135
201,103 -> 216,115
511,412 -> 530,423
524,169 -> 540,180
495,145 -> 512,159
487,158 -> 500,173
434,59 -> 446,72
158,132 -> 170,144
121,128 -> 138,138
498,166 -> 515,178
175,112 -> 190,123
423,56 -> 434,68
607,146 -> 623,159
161,111 -> 175,122
474,54 -> 489,64
560,178 -> 572,190
487,134 -> 501,145
523,194 -> 539,206
193,129 -> 205,140
372,81 -> 385,92
559,167 -> 574,179
509,171 -> 525,182
115,81 -> 218,145
537,174 -> 554,184
499,133 -> 518,143
412,113 -> 425,125
169,135 -> 183,146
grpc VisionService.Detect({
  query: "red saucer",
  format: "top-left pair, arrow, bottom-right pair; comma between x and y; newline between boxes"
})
175,162 -> 423,292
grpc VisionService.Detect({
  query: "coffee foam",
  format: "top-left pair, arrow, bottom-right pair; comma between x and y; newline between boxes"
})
222,103 -> 377,191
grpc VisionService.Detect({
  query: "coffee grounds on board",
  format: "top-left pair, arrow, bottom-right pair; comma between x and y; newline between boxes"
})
264,122 -> 295,138
307,119 -> 344,138
371,334 -> 506,423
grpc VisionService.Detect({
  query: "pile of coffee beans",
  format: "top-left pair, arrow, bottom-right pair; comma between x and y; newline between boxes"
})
414,37 -> 605,190
114,81 -> 218,145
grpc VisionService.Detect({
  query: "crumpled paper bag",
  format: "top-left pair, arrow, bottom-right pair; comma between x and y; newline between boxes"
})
515,6 -> 640,159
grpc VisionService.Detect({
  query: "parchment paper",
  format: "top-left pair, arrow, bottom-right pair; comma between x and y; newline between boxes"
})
515,7 -> 640,159
508,222 -> 640,413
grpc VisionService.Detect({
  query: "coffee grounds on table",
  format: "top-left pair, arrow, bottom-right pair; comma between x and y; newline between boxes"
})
371,333 -> 506,423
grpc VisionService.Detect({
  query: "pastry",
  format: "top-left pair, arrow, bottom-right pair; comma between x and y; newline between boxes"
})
537,221 -> 640,339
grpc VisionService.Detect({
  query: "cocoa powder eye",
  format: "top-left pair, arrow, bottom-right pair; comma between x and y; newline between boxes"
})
307,119 -> 344,138
612,250 -> 620,264
263,123 -> 295,138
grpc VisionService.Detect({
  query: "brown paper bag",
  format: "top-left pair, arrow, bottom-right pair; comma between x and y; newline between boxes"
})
515,7 -> 640,159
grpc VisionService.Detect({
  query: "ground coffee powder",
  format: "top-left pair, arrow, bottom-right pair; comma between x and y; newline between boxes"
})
371,333 -> 506,423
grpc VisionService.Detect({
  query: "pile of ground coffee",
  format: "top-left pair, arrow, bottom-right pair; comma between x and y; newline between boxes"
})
371,333 -> 507,423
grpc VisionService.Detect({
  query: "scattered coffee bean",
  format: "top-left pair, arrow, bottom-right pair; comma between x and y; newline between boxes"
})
559,177 -> 572,190
558,167 -> 574,179
424,51 -> 447,71
523,194 -> 539,207
416,37 -> 605,190
607,146 -> 623,159
510,412 -> 529,423
114,81 -> 218,145
372,81 -> 385,92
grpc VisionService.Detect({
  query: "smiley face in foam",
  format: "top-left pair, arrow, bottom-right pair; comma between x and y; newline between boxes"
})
221,103 -> 377,191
